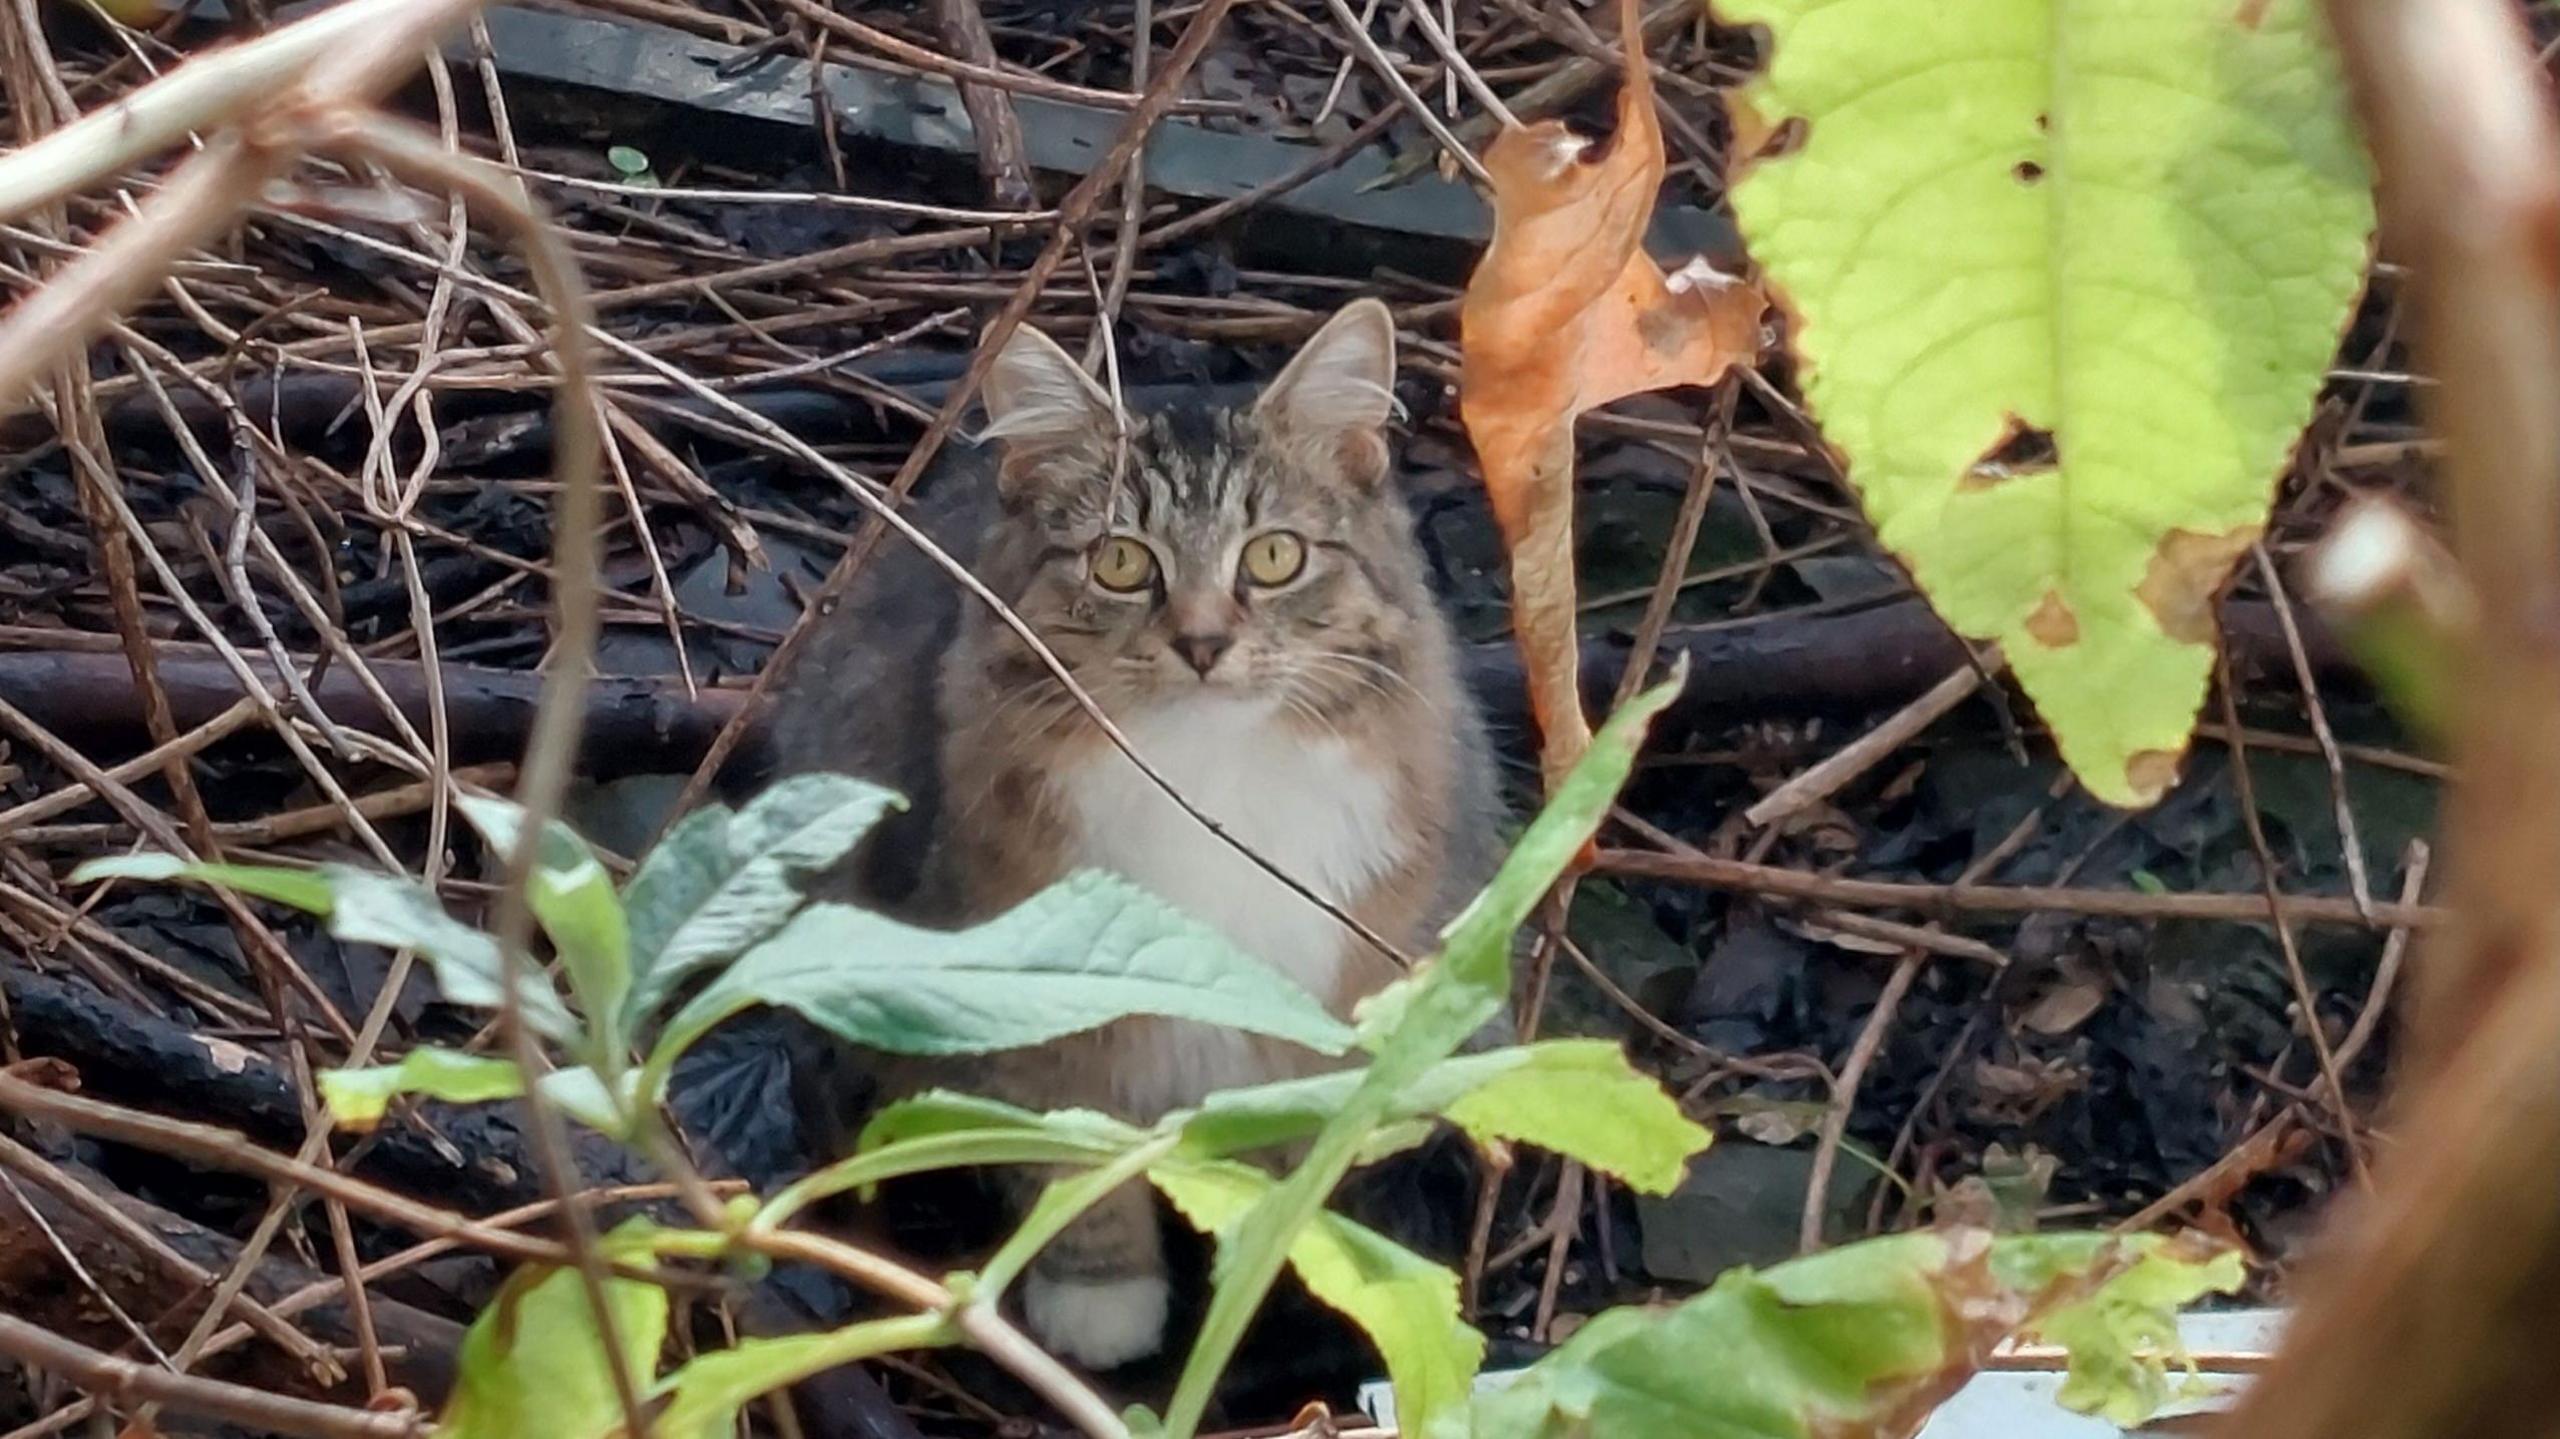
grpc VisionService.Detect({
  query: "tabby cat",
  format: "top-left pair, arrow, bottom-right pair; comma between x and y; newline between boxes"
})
773,300 -> 1503,1369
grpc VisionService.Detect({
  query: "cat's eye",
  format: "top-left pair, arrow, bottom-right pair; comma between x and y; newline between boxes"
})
1241,530 -> 1307,587
1090,536 -> 1157,593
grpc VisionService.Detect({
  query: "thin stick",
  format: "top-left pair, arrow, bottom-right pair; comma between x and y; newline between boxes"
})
2335,840 -> 2430,1074
0,1317 -> 421,1439
330,113 -> 644,1438
2254,543 -> 2376,921
1745,663 -> 1987,829
2216,655 -> 2364,1184
1398,0 -> 1519,128
0,1071 -> 608,1272
1313,0 -> 1493,184
1593,849 -> 2439,929
1800,950 -> 1923,1252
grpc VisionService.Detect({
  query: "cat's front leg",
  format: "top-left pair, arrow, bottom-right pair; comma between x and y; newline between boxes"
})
1014,1169 -> 1171,1369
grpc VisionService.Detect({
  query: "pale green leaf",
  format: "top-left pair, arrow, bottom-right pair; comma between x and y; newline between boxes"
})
1183,1040 -> 1708,1194
1719,0 -> 2371,805
761,1102 -> 1140,1231
621,776 -> 903,1028
437,1229 -> 669,1439
651,871 -> 1350,1076
1445,1228 -> 2243,1439
856,1091 -> 1148,1153
1436,1040 -> 1707,1194
536,1065 -> 632,1136
1151,1158 -> 1481,1432
73,856 -> 578,1042
324,868 -> 582,1042
457,795 -> 630,1049
2000,1233 -> 2250,1424
320,1049 -> 523,1129
70,854 -> 337,915
649,1315 -> 946,1439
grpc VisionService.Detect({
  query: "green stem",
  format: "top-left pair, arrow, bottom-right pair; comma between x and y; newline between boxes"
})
754,1131 -> 1125,1236
977,1135 -> 1181,1300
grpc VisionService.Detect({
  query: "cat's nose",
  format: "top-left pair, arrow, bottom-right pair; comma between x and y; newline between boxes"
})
1172,631 -> 1232,677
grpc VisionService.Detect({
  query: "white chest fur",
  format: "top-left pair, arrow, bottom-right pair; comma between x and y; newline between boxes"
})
1055,695 -> 1404,1111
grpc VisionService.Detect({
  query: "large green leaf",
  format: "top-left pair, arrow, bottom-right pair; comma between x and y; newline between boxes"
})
1151,1158 -> 1482,1431
1718,0 -> 2371,805
456,795 -> 631,1052
649,870 -> 1352,1080
620,775 -> 903,1028
436,1226 -> 670,1439
1445,1229 -> 2242,1439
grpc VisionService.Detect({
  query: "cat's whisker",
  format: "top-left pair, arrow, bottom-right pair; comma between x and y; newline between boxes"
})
1296,652 -> 1423,712
1276,675 -> 1355,750
1316,649 -> 1426,700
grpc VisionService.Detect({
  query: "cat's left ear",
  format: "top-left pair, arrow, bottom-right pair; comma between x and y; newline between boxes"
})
1256,298 -> 1399,487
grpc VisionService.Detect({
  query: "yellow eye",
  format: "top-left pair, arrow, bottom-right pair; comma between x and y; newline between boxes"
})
1090,536 -> 1156,593
1241,531 -> 1307,587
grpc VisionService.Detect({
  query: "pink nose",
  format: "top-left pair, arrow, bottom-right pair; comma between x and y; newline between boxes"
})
1173,632 -> 1232,676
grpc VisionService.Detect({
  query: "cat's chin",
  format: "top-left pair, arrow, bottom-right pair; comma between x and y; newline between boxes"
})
1123,685 -> 1285,728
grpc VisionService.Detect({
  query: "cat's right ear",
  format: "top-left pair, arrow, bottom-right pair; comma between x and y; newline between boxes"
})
978,322 -> 1124,495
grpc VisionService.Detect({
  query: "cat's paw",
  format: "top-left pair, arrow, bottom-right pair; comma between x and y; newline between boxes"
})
1022,1271 -> 1170,1369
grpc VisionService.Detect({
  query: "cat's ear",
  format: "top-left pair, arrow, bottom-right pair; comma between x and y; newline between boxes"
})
1256,298 -> 1398,487
978,321 -> 1123,493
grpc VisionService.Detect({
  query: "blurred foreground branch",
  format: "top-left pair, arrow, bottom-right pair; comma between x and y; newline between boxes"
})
2221,3 -> 2560,1436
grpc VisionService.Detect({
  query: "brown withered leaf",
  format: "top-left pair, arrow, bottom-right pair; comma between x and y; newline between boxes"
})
1457,0 -> 1767,794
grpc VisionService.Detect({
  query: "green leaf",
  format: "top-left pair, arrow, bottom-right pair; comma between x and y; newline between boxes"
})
621,776 -> 903,1029
1165,676 -> 1682,1439
1436,1040 -> 1707,1195
1151,1158 -> 1481,1431
984,1134 -> 1183,1297
1184,1040 -> 1708,1194
324,868 -> 582,1042
74,856 -> 579,1042
537,1065 -> 632,1136
857,1091 -> 1149,1153
606,144 -> 651,176
437,1226 -> 669,1439
760,1101 -> 1141,1232
650,1315 -> 947,1439
1445,1228 -> 2243,1439
458,795 -> 631,1053
650,870 -> 1351,1084
2001,1233 -> 2249,1424
1719,0 -> 2372,806
70,854 -> 337,914
319,1049 -> 523,1129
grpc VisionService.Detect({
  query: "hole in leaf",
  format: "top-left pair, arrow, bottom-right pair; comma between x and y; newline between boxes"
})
1961,419 -> 2058,490
2014,159 -> 2046,184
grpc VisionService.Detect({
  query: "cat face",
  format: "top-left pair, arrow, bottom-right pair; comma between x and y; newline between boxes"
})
972,301 -> 1434,721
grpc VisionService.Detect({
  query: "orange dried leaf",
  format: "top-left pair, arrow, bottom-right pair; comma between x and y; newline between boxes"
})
1458,0 -> 1765,795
